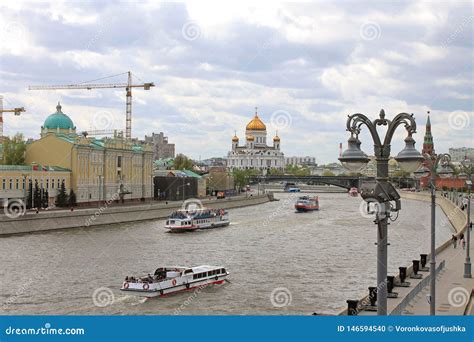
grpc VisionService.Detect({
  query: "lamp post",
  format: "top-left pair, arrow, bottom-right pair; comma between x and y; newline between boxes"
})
177,180 -> 190,201
339,109 -> 423,315
414,153 -> 453,315
459,157 -> 472,278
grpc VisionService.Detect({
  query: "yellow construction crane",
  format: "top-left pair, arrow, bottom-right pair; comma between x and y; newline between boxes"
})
28,71 -> 154,139
0,95 -> 25,142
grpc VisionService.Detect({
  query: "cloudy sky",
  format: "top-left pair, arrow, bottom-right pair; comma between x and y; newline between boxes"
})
0,0 -> 472,163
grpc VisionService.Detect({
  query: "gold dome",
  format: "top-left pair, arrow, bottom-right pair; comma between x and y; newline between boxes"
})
232,135 -> 239,142
246,113 -> 266,131
246,135 -> 255,141
273,135 -> 280,142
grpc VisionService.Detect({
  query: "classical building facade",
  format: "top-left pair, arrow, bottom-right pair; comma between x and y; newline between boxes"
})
227,110 -> 285,173
25,103 -> 154,204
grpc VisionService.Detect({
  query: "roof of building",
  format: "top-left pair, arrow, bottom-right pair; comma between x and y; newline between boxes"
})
246,111 -> 266,131
43,102 -> 76,130
180,169 -> 202,178
0,164 -> 71,172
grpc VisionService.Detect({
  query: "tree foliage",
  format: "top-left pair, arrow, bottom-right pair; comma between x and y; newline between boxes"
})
1,133 -> 26,165
56,180 -> 68,207
232,169 -> 260,190
173,154 -> 194,170
69,189 -> 77,207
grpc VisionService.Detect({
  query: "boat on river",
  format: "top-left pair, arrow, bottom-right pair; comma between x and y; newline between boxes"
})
120,265 -> 229,297
294,196 -> 319,212
165,208 -> 230,232
348,187 -> 359,197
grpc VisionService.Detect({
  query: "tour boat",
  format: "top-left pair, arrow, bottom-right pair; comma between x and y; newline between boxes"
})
164,208 -> 229,232
120,265 -> 229,297
348,187 -> 359,197
284,182 -> 301,193
294,196 -> 319,212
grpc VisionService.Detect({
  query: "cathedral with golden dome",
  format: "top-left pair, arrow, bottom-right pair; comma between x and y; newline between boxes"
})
227,108 -> 285,173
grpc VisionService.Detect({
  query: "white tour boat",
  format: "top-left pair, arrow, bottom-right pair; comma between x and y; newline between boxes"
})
165,208 -> 230,232
120,265 -> 229,297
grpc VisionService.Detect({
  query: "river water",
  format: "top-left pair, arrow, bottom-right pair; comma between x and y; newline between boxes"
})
0,193 -> 455,315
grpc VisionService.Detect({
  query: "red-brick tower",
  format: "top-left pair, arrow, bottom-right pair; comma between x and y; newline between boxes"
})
422,114 -> 435,156
420,114 -> 435,188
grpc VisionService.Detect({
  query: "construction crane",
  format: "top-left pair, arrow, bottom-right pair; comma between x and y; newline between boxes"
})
28,71 -> 154,139
0,95 -> 25,142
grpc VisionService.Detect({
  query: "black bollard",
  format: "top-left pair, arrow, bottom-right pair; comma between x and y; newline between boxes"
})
412,260 -> 420,275
420,254 -> 428,268
387,276 -> 394,293
368,287 -> 377,307
399,267 -> 407,283
346,300 -> 359,316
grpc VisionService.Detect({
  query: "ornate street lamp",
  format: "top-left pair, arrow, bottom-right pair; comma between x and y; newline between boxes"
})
414,153 -> 453,315
459,157 -> 472,278
339,109 -> 423,315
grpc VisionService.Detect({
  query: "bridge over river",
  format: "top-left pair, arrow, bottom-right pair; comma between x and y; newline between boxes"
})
249,175 -> 416,190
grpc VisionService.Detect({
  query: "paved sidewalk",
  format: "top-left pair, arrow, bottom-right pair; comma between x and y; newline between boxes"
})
403,235 -> 473,315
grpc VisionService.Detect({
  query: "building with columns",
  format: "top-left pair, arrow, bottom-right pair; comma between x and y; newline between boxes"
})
25,103 -> 154,205
227,109 -> 285,173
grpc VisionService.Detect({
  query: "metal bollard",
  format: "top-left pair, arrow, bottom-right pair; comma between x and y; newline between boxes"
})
420,254 -> 428,268
368,287 -> 377,307
387,276 -> 394,293
412,260 -> 420,275
399,267 -> 407,283
346,300 -> 359,316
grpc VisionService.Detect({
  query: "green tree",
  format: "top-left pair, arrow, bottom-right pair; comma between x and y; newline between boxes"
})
26,180 -> 33,209
268,167 -> 284,176
33,180 -> 41,209
232,169 -> 260,191
2,133 -> 27,165
68,189 -> 77,207
173,154 -> 194,170
42,189 -> 49,209
322,170 -> 335,177
56,180 -> 68,207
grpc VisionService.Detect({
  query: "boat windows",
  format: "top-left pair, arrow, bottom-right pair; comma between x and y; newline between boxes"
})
221,268 -> 226,274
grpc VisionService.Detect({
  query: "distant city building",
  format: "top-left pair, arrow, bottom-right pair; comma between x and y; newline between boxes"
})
200,157 -> 227,167
227,109 -> 285,173
285,156 -> 316,166
449,147 -> 474,162
145,132 -> 175,160
310,163 -> 345,176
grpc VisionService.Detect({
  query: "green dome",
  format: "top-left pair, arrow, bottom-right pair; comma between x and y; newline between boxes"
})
43,102 -> 75,130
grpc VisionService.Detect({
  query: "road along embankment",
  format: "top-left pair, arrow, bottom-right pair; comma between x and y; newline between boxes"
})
0,194 -> 272,236
337,191 -> 468,316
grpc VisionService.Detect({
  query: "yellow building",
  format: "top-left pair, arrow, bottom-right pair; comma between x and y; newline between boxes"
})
24,103 -> 154,205
0,165 -> 71,206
